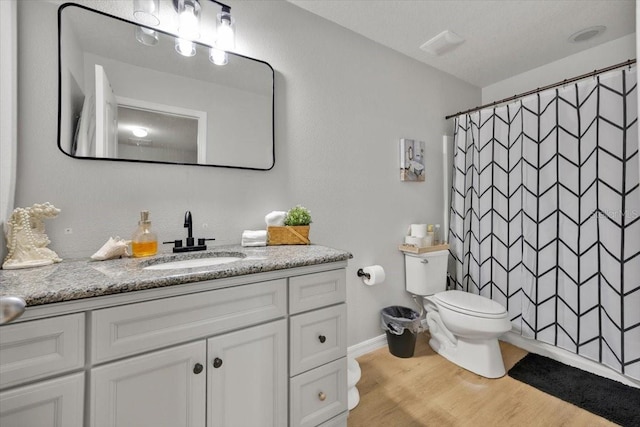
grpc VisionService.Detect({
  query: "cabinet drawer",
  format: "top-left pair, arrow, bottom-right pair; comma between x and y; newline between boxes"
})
289,270 -> 346,314
0,313 -> 85,389
0,372 -> 84,427
318,411 -> 348,427
290,304 -> 347,376
92,279 -> 286,363
290,358 -> 347,427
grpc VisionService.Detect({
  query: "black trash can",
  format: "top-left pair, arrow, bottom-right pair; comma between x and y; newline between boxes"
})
381,306 -> 421,358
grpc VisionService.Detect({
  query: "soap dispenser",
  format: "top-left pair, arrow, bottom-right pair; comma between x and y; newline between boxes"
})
131,210 -> 158,257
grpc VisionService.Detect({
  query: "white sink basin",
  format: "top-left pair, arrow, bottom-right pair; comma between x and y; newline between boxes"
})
144,257 -> 243,271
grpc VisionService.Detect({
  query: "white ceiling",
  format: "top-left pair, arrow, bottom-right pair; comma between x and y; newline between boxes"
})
287,0 -> 636,88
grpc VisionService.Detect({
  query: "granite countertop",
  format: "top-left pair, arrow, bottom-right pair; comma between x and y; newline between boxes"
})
0,245 -> 352,307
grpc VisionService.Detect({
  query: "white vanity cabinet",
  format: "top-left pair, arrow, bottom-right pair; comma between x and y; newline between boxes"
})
0,263 -> 348,427
89,279 -> 287,427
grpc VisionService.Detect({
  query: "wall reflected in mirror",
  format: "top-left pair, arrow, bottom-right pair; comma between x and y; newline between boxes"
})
59,4 -> 274,170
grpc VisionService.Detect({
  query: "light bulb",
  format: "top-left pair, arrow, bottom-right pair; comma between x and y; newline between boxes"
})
209,47 -> 228,66
216,11 -> 235,50
175,38 -> 196,57
177,0 -> 200,40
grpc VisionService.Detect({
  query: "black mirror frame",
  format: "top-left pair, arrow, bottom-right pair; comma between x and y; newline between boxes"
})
57,2 -> 275,171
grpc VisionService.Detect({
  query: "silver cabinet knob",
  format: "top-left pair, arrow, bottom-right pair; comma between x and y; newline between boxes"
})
318,392 -> 326,401
0,296 -> 26,324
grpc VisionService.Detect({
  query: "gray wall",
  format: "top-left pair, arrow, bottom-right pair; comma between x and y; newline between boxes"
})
16,0 -> 480,346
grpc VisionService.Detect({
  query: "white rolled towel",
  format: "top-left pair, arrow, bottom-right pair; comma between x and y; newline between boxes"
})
242,230 -> 267,247
265,211 -> 287,227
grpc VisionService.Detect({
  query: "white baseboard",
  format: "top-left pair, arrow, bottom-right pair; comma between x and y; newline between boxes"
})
348,320 -> 430,359
501,331 -> 640,389
348,334 -> 388,359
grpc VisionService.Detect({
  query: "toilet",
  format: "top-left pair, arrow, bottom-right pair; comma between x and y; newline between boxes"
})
405,250 -> 512,378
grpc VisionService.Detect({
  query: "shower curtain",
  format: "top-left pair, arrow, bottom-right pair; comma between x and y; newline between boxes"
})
448,66 -> 639,381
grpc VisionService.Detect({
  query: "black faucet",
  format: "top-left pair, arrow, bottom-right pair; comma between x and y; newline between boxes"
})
184,211 -> 194,247
163,211 -> 215,253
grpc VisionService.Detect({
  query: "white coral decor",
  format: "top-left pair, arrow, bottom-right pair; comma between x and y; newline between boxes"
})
3,203 -> 62,270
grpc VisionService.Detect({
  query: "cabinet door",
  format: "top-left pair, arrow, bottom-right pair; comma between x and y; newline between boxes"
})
0,373 -> 84,427
91,341 -> 206,427
0,313 -> 84,389
207,319 -> 287,427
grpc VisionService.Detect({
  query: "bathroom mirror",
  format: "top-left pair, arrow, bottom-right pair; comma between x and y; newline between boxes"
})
58,4 -> 274,170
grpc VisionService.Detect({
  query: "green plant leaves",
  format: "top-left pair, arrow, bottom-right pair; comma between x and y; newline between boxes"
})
284,205 -> 312,226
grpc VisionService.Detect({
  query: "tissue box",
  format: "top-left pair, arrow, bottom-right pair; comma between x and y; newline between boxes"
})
267,226 -> 310,245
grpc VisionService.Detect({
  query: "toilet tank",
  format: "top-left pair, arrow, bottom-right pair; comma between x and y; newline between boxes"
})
405,249 -> 449,296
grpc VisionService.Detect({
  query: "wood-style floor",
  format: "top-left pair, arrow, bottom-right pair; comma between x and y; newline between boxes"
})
348,333 -> 617,427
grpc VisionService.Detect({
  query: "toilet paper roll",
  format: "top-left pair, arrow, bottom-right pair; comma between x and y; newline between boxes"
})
410,224 -> 427,237
362,265 -> 385,286
404,236 -> 425,246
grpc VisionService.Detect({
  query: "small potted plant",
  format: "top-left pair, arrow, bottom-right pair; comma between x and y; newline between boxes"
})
268,205 -> 312,245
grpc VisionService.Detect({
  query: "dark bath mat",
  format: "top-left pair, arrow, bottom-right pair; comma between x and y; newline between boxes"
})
508,353 -> 640,426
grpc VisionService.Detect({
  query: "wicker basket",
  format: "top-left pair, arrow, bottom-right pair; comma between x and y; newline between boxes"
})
267,225 -> 310,245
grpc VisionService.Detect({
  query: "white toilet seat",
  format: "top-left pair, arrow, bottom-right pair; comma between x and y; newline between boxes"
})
432,290 -> 507,319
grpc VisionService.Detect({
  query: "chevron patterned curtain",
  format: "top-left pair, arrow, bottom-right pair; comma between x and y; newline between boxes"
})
449,66 -> 639,380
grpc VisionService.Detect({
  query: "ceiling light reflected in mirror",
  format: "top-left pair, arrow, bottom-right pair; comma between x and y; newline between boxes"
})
135,26 -> 159,46
209,47 -> 228,65
175,38 -> 196,56
131,127 -> 149,138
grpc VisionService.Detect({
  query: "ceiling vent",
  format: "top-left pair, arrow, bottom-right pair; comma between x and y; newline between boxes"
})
568,26 -> 606,43
420,30 -> 464,56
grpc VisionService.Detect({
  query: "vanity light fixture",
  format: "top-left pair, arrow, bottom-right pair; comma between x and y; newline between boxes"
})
215,8 -> 235,50
172,0 -> 235,60
133,0 -> 236,62
175,0 -> 201,41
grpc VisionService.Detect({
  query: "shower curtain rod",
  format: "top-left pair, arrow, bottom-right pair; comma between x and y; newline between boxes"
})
445,58 -> 637,120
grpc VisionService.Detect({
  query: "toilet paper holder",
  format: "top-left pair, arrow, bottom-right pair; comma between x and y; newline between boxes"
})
356,268 -> 370,280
